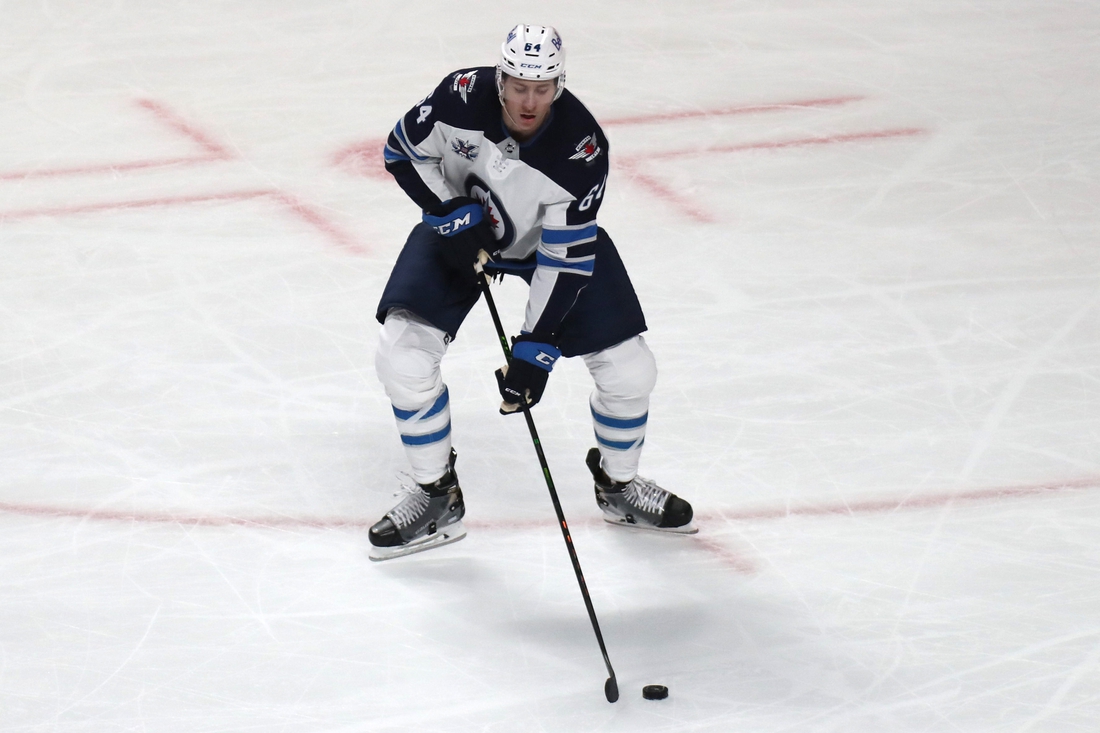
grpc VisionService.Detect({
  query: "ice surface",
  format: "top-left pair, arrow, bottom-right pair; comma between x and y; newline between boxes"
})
1,1 -> 1098,731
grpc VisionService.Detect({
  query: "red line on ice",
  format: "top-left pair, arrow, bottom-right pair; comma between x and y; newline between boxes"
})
1,475 -> 1093,531
0,189 -> 366,254
0,501 -> 367,529
0,154 -> 226,182
698,475 -> 1100,523
268,191 -> 368,256
133,98 -> 233,158
692,535 -> 758,574
601,95 -> 866,127
0,97 -> 365,253
326,96 -> 868,182
613,158 -> 717,224
617,127 -> 925,222
332,138 -> 390,180
0,190 -> 273,221
0,100 -> 234,182
3,475 -> 1092,576
640,127 -> 926,161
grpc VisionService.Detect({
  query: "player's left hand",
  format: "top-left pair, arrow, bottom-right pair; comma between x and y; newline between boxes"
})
496,335 -> 561,414
422,197 -> 497,285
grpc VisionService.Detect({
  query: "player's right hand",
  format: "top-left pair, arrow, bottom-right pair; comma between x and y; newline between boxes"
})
495,335 -> 561,414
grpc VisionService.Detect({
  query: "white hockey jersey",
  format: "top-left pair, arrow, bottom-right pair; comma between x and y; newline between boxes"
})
384,66 -> 610,337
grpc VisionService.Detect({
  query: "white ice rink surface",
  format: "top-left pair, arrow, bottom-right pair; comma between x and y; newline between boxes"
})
3,1 -> 1100,730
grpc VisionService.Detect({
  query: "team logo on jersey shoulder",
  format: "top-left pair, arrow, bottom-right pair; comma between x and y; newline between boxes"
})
451,70 -> 478,103
451,138 -> 480,160
569,133 -> 602,163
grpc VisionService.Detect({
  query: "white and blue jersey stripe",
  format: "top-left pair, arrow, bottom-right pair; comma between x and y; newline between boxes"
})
538,223 -> 598,275
385,118 -> 430,163
541,222 -> 599,247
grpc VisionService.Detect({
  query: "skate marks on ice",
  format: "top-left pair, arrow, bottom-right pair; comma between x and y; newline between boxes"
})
0,98 -> 233,181
0,97 -> 365,254
2,471 -> 1096,574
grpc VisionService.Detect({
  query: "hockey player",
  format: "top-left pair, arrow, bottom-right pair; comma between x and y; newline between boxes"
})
369,24 -> 696,561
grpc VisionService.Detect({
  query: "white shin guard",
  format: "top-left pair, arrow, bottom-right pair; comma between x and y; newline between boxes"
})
582,335 -> 658,483
375,309 -> 453,484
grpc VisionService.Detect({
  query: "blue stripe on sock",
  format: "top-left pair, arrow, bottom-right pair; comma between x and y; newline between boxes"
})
393,388 -> 449,421
401,423 -> 452,446
591,407 -> 648,430
595,433 -> 645,451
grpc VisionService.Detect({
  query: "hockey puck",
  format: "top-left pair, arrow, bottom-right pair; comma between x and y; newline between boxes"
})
642,684 -> 668,700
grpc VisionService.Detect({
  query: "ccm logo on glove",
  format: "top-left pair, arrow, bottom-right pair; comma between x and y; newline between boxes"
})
512,340 -> 560,370
422,197 -> 498,284
424,203 -> 482,235
496,336 -> 561,414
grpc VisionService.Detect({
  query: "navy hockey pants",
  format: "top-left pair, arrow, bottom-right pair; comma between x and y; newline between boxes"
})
375,223 -> 647,358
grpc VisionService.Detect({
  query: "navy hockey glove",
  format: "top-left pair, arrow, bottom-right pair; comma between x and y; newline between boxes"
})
495,335 -> 561,414
423,197 -> 497,284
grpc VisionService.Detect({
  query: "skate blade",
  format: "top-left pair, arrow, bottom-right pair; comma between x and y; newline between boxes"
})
369,522 -> 467,562
603,517 -> 699,535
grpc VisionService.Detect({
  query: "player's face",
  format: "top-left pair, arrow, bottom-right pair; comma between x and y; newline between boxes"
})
501,76 -> 557,140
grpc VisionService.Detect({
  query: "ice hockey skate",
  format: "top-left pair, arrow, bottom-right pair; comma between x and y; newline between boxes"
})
586,448 -> 697,534
369,451 -> 466,561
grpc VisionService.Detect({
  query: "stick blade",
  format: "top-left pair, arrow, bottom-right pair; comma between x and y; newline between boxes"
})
604,676 -> 619,703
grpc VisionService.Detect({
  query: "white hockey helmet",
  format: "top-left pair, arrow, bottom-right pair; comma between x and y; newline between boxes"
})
496,24 -> 566,103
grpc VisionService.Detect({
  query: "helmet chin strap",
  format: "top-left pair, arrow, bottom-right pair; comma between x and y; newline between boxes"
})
501,102 -> 521,134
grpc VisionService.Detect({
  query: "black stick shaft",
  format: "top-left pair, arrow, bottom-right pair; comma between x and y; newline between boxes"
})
476,263 -> 619,701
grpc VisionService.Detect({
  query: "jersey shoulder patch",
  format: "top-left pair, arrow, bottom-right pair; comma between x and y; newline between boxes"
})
448,68 -> 482,104
442,66 -> 496,105
567,131 -> 603,163
553,92 -> 609,170
404,66 -> 500,139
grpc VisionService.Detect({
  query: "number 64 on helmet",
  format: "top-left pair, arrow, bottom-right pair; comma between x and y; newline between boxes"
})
496,24 -> 566,103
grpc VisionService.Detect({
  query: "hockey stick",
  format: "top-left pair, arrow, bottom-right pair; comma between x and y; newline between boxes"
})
475,257 -> 620,704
